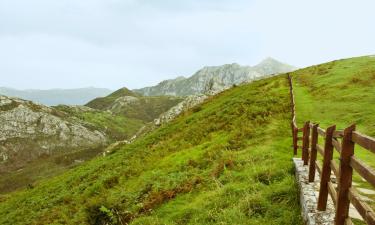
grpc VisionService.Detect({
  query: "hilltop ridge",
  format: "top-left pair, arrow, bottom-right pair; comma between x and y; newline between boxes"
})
134,58 -> 296,96
86,87 -> 184,122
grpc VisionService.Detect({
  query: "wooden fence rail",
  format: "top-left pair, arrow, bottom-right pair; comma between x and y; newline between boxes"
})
287,74 -> 375,225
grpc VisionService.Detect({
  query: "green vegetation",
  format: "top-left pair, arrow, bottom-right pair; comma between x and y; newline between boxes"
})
291,55 -> 375,215
86,88 -> 184,122
86,87 -> 141,110
0,103 -> 145,195
55,105 -> 145,141
292,56 -> 375,135
0,147 -> 104,194
0,75 -> 302,224
77,111 -> 144,140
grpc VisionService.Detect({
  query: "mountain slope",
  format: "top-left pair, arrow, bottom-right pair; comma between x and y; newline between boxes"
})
54,105 -> 145,141
0,96 -> 107,171
290,56 -> 375,213
0,87 -> 112,106
0,96 -> 145,194
86,87 -> 184,122
291,55 -> 375,134
134,58 -> 296,96
0,75 -> 302,225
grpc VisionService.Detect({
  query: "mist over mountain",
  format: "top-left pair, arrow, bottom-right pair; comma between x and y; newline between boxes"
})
0,87 -> 113,106
134,58 -> 296,96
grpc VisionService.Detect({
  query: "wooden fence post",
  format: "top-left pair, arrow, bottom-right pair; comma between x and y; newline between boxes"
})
309,124 -> 319,182
335,125 -> 356,225
288,74 -> 298,156
291,122 -> 297,155
293,126 -> 298,155
302,121 -> 311,165
317,125 -> 336,211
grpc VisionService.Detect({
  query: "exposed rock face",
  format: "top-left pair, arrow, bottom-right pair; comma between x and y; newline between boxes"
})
0,96 -> 107,171
86,87 -> 184,122
135,58 -> 296,96
109,96 -> 140,113
154,94 -> 209,125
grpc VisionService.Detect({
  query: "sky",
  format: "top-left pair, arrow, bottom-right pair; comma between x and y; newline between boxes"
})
0,0 -> 374,90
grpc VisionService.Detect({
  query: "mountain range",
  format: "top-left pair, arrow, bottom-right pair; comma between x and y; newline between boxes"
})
2,55 -> 375,224
0,87 -> 112,106
0,57 -> 296,196
134,57 -> 296,96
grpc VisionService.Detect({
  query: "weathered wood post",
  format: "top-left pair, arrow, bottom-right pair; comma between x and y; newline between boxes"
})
291,122 -> 297,155
318,125 -> 336,211
288,74 -> 298,155
335,125 -> 356,225
309,124 -> 319,182
302,121 -> 311,165
293,125 -> 298,155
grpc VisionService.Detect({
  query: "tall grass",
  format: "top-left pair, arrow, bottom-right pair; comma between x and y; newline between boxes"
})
0,75 -> 302,224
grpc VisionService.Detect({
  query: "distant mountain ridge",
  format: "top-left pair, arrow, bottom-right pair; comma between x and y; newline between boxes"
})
0,87 -> 113,106
134,57 -> 296,96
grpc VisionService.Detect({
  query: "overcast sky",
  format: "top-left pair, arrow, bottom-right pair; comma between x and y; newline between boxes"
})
1,0 -> 374,90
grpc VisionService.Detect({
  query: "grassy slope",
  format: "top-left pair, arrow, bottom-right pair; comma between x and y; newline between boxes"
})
55,106 -> 145,141
291,55 -> 375,216
86,88 -> 184,122
292,56 -> 375,135
0,107 -> 144,195
0,75 -> 302,225
85,88 -> 141,110
291,56 -> 375,164
0,147 -> 104,194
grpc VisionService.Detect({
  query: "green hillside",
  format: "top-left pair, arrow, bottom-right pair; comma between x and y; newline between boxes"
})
0,75 -> 302,224
85,88 -> 141,110
86,88 -> 184,122
54,105 -> 145,141
0,105 -> 145,195
292,56 -> 375,133
291,56 -> 375,163
291,55 -> 375,215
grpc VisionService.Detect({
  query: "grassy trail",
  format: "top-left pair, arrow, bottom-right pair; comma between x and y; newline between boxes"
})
291,56 -> 375,214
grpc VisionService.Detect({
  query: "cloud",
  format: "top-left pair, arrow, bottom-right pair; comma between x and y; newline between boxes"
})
0,0 -> 374,89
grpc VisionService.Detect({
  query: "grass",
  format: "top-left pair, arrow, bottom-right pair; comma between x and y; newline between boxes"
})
0,106 -> 145,195
58,106 -> 145,141
0,75 -> 302,225
0,147 -> 104,194
290,55 -> 375,221
86,88 -> 184,122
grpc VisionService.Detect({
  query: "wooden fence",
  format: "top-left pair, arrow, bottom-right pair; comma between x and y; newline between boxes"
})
288,74 -> 375,225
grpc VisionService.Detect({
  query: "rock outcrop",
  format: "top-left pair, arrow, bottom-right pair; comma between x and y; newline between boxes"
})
0,95 -> 107,171
86,88 -> 184,122
154,94 -> 209,125
134,58 -> 296,96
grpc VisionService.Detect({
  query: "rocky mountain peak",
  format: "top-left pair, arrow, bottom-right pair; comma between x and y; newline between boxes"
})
134,58 -> 296,97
